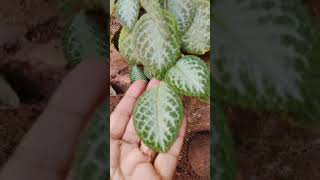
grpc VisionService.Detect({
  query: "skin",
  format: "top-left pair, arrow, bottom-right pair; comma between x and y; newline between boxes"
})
110,79 -> 187,180
0,60 -> 186,180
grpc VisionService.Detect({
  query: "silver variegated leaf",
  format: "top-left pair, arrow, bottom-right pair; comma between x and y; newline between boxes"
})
130,65 -> 148,82
165,55 -> 210,100
182,0 -> 210,55
213,0 -> 320,127
63,13 -> 107,68
140,0 -> 162,12
132,10 -> 181,79
167,0 -> 196,34
143,66 -> 154,80
116,0 -> 140,29
118,27 -> 139,65
0,76 -> 20,110
134,82 -> 184,152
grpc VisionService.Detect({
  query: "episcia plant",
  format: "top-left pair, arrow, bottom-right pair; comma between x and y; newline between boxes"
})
114,0 -> 210,152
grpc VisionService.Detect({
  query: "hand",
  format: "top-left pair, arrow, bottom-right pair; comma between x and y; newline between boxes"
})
0,60 -> 107,180
110,79 -> 187,180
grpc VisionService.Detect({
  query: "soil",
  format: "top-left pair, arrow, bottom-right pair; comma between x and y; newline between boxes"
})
0,0 -> 319,180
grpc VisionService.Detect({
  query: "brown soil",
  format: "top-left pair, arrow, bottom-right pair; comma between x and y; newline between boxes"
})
0,0 -> 67,168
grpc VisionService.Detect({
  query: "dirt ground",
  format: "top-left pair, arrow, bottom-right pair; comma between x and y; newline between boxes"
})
0,0 -> 319,180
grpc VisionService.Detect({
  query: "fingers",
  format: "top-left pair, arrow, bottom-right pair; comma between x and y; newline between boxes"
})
0,60 -> 107,180
146,79 -> 161,90
110,80 -> 146,139
122,79 -> 160,144
154,117 -> 187,180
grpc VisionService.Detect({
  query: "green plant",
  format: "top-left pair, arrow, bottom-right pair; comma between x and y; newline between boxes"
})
213,0 -> 320,128
115,0 -> 210,152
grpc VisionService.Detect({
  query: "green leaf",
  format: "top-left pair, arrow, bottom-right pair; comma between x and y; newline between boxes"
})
212,104 -> 236,180
63,13 -> 108,68
118,27 -> 139,65
134,82 -> 184,152
167,0 -> 196,33
116,0 -> 140,29
140,0 -> 162,12
132,10 -> 181,79
182,0 -> 210,55
130,65 -> 148,82
165,55 -> 210,100
0,76 -> 20,110
213,0 -> 320,127
72,101 -> 108,180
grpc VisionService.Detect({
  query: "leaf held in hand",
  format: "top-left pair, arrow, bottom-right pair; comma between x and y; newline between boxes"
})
134,82 -> 184,152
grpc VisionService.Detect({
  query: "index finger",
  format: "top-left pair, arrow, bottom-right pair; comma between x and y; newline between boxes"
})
110,80 -> 146,139
154,117 -> 187,179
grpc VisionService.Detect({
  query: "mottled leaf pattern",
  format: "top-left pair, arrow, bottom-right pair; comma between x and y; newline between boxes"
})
0,76 -> 20,110
165,55 -> 210,100
63,13 -> 107,68
167,0 -> 196,33
182,0 -> 210,55
213,0 -> 320,127
140,0 -> 162,12
116,0 -> 140,29
134,82 -> 184,152
130,65 -> 148,82
132,10 -> 181,79
118,27 -> 139,65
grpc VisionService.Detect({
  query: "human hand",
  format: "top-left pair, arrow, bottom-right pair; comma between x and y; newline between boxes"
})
110,79 -> 187,180
0,60 -> 107,180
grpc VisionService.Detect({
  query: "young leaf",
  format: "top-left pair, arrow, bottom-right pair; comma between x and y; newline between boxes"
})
182,0 -> 210,55
167,0 -> 196,33
63,13 -> 108,68
133,82 -> 184,152
0,76 -> 20,110
132,10 -> 181,79
165,55 -> 210,100
116,0 -> 140,29
130,65 -> 148,82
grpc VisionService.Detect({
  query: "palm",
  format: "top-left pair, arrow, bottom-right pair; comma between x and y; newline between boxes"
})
110,80 -> 186,180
